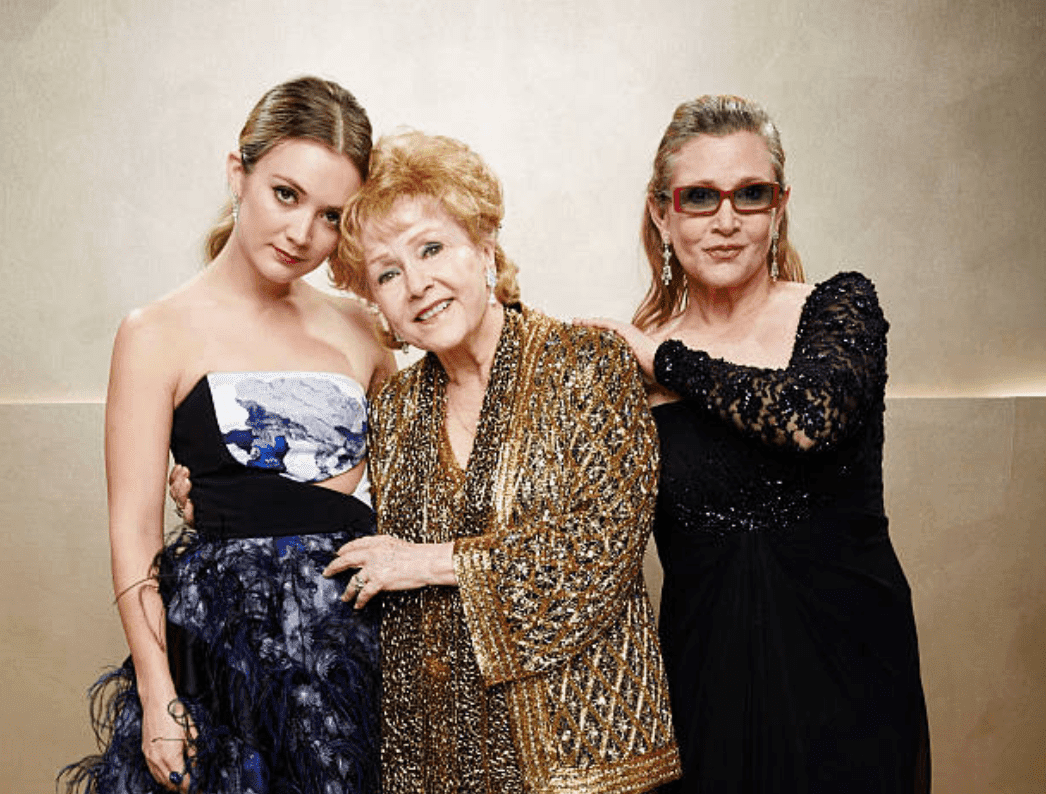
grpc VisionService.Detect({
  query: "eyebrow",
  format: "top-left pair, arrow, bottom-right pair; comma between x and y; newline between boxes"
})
272,173 -> 306,194
405,226 -> 444,245
676,175 -> 772,189
362,223 -> 447,269
272,174 -> 344,213
365,254 -> 396,269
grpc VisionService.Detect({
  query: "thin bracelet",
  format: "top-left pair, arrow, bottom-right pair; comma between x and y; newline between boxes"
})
113,575 -> 158,605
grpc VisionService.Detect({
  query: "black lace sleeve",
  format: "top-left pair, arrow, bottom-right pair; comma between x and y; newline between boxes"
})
653,271 -> 888,452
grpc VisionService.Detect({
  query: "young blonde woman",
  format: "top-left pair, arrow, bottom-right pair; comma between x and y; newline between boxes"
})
61,76 -> 393,794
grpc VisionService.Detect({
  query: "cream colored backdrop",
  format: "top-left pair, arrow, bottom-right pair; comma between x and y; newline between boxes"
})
2,1 -> 1043,792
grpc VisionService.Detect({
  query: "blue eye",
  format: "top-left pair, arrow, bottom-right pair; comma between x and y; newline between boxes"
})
421,242 -> 443,258
376,268 -> 400,285
734,183 -> 775,207
678,186 -> 719,211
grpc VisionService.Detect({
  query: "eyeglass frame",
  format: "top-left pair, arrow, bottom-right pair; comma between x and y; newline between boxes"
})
667,182 -> 783,216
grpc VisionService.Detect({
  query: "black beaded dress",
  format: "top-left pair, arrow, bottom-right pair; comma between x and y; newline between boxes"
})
62,372 -> 381,794
651,273 -> 929,794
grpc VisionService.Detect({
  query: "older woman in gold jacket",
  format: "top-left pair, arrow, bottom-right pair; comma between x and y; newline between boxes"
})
324,131 -> 679,794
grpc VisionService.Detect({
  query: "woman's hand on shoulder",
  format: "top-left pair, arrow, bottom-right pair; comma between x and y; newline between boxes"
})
574,317 -> 659,382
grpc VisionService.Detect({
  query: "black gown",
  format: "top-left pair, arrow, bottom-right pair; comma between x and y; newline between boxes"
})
651,273 -> 929,793
61,372 -> 381,794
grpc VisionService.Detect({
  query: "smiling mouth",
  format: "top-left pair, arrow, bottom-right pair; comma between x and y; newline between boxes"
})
273,246 -> 302,265
416,299 -> 452,322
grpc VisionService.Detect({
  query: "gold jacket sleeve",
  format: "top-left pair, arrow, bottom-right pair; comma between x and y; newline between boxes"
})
453,323 -> 659,686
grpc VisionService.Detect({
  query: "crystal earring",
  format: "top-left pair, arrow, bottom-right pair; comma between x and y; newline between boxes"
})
770,231 -> 779,282
485,266 -> 498,305
661,239 -> 672,286
232,196 -> 240,225
392,331 -> 409,353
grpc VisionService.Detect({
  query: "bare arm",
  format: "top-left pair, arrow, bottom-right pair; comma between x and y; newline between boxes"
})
106,309 -> 193,790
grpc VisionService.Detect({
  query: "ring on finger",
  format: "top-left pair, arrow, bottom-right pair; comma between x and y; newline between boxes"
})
351,573 -> 368,590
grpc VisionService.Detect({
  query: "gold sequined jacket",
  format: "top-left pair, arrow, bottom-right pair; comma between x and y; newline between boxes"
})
369,306 -> 680,794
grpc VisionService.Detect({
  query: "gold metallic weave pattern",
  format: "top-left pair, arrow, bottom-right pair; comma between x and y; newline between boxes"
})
369,306 -> 680,794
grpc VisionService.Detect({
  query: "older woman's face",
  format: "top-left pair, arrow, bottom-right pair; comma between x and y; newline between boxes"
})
653,131 -> 786,292
362,195 -> 498,357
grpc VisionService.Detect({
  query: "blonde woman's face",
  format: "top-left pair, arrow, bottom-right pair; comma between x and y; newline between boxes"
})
652,131 -> 787,292
228,138 -> 362,284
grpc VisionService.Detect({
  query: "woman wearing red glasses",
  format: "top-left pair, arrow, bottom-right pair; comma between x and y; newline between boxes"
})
585,96 -> 929,793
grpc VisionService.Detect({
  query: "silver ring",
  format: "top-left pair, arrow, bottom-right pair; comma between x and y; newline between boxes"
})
352,573 -> 368,590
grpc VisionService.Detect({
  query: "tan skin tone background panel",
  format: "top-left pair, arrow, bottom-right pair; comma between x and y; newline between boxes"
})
1,1 -> 1043,792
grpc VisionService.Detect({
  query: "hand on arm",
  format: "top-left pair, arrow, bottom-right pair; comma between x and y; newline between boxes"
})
573,317 -> 658,381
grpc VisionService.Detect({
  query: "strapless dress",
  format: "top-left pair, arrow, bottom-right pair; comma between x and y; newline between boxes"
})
62,372 -> 381,794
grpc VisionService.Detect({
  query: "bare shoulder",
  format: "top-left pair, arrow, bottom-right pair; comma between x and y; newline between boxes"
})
305,287 -> 383,354
774,279 -> 816,308
111,275 -> 215,391
320,289 -> 378,331
305,286 -> 396,391
116,280 -> 198,354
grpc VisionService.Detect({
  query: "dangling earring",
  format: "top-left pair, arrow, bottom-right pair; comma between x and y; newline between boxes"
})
370,301 -> 408,353
485,266 -> 498,306
661,238 -> 672,286
770,231 -> 780,282
232,196 -> 240,225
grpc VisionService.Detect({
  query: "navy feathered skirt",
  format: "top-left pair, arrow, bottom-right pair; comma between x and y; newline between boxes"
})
60,511 -> 380,794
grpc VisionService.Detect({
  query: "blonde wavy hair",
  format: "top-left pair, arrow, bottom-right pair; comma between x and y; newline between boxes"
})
332,131 -> 520,348
635,95 -> 805,332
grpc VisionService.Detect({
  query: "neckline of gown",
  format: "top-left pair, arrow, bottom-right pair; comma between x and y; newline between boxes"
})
174,370 -> 368,414
651,272 -> 850,413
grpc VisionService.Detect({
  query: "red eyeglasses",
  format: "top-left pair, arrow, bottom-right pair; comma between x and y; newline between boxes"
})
672,182 -> 782,215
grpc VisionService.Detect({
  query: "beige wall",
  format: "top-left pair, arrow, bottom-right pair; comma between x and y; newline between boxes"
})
1,1 -> 1043,792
